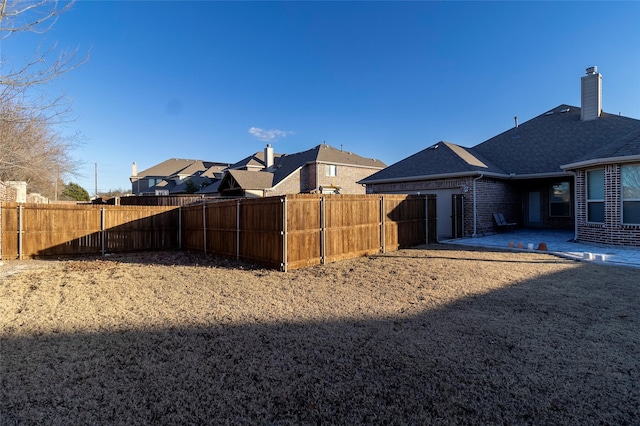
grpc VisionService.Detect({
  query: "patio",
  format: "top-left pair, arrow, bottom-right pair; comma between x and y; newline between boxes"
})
442,229 -> 640,269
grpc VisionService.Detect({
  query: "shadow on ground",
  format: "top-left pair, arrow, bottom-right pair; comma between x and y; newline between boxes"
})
1,253 -> 639,425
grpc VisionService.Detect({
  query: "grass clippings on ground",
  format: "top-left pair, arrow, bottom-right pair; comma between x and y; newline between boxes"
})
1,246 -> 639,425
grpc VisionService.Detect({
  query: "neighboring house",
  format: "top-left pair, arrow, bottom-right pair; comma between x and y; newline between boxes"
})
360,67 -> 640,247
130,159 -> 230,195
216,143 -> 386,197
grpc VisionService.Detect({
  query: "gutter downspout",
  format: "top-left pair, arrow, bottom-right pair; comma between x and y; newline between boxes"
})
472,173 -> 484,237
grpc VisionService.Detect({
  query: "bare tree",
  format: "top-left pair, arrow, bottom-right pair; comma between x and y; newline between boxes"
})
0,98 -> 80,196
0,0 -> 87,198
1,0 -> 87,88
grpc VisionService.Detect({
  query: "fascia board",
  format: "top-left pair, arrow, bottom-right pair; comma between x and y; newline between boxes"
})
561,155 -> 640,170
359,171 -> 508,185
507,171 -> 574,179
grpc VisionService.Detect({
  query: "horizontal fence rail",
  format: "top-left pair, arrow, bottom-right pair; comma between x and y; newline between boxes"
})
2,194 -> 436,269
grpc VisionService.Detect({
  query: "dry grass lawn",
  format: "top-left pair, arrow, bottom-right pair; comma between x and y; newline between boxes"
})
1,246 -> 639,425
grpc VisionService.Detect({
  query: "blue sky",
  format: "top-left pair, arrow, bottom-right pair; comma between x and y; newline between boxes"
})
5,1 -> 640,194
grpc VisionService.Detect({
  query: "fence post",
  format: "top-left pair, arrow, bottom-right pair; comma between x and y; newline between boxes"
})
101,207 -> 106,256
18,204 -> 23,260
380,196 -> 386,253
236,200 -> 241,260
202,203 -> 207,255
320,196 -> 326,264
281,197 -> 288,272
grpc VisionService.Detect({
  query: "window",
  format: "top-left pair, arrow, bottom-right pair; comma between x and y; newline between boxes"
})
586,169 -> 604,223
550,181 -> 571,217
622,164 -> 640,224
326,164 -> 337,177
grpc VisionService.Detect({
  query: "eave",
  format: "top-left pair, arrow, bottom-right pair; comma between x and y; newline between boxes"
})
359,171 -> 508,185
561,155 -> 640,170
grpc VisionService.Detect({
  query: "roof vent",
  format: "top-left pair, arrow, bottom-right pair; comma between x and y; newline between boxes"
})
545,111 -> 555,116
560,108 -> 570,113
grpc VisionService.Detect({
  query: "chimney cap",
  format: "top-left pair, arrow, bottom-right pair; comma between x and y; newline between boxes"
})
585,66 -> 598,75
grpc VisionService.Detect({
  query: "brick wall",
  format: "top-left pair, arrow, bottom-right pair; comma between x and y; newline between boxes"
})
472,178 -> 521,236
367,176 -> 582,237
317,164 -> 379,194
366,176 -> 495,236
574,165 -> 640,247
266,169 -> 304,197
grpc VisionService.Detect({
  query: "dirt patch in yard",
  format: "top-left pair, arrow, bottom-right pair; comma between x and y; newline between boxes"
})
1,246 -> 639,425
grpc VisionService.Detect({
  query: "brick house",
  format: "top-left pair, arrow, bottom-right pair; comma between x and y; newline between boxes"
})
360,67 -> 640,247
216,143 -> 386,197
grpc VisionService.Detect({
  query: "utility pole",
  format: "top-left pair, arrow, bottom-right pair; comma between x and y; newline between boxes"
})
94,163 -> 98,199
55,166 -> 59,201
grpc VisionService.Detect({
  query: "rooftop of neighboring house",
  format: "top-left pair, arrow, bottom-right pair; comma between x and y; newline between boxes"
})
272,143 -> 386,185
132,144 -> 386,195
217,143 -> 387,193
224,170 -> 275,190
131,158 -> 230,181
228,151 -> 284,171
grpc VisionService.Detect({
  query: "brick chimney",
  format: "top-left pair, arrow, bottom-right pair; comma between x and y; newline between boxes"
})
581,66 -> 602,121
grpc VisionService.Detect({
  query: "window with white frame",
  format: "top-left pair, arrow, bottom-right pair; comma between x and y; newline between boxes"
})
550,181 -> 571,217
586,169 -> 604,223
326,164 -> 337,177
622,164 -> 640,224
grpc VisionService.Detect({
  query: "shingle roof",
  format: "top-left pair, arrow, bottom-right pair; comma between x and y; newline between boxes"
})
360,141 -> 505,183
136,159 -> 230,179
196,179 -> 222,194
225,170 -> 274,190
220,143 -> 386,191
228,152 -> 283,170
315,144 -> 386,168
471,105 -> 640,175
562,125 -> 640,168
136,158 -> 200,178
169,174 -> 215,194
201,164 -> 228,179
362,105 -> 640,183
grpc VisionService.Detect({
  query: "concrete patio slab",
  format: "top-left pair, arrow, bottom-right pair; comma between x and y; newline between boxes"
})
441,230 -> 640,269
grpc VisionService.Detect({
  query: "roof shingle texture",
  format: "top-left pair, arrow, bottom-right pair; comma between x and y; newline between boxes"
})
471,105 -> 640,175
362,104 -> 640,183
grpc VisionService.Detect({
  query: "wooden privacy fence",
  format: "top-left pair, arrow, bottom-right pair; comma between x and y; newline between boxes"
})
1,194 -> 436,269
1,203 -> 179,259
182,194 -> 436,271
